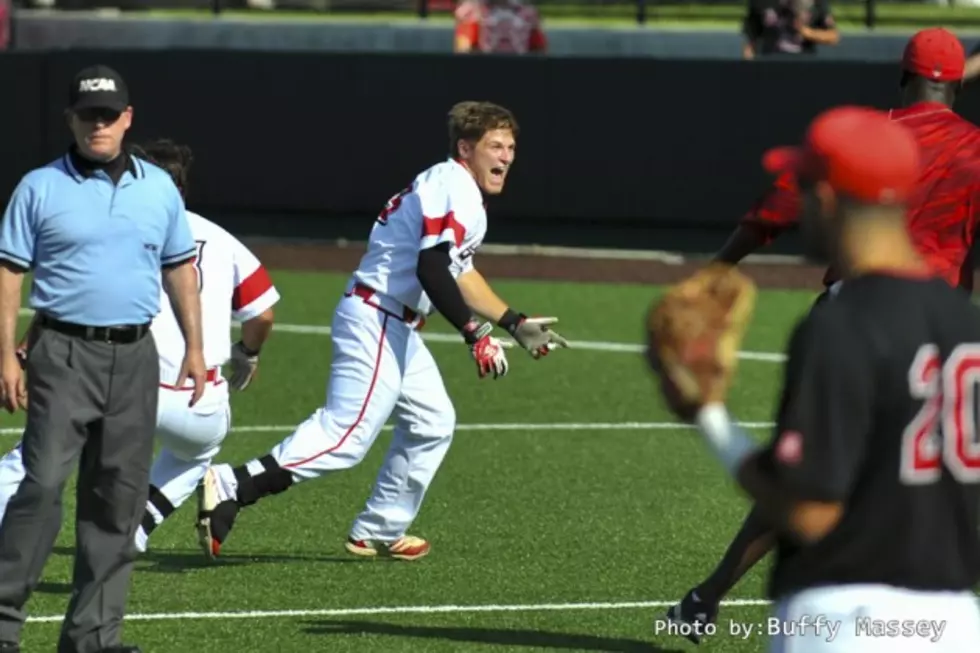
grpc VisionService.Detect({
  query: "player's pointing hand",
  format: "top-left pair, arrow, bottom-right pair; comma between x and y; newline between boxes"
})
499,311 -> 569,358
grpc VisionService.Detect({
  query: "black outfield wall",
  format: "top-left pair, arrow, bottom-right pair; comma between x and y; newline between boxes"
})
3,51 -> 979,251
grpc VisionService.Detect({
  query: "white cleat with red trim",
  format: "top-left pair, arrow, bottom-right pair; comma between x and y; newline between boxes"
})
345,535 -> 431,561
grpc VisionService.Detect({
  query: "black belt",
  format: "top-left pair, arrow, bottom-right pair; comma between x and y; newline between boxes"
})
38,315 -> 151,344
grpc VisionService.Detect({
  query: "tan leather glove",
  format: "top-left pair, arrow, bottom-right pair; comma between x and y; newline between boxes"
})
645,264 -> 757,419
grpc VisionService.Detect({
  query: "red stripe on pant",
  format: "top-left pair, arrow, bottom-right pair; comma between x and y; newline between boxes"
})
284,315 -> 389,470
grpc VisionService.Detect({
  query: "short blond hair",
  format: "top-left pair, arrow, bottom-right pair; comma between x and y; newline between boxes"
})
447,101 -> 519,157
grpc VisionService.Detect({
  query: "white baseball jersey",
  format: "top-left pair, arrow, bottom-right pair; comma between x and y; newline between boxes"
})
353,158 -> 488,315
153,210 -> 280,384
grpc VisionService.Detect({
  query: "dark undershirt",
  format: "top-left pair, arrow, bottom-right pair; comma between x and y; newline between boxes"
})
69,145 -> 131,185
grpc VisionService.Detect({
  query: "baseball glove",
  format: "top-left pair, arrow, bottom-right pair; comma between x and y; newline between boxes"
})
645,264 -> 757,417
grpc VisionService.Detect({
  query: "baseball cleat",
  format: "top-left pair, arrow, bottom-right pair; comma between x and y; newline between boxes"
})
663,589 -> 718,645
196,468 -> 239,560
345,535 -> 430,561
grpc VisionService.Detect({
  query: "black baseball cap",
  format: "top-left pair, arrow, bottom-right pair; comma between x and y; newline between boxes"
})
68,65 -> 130,113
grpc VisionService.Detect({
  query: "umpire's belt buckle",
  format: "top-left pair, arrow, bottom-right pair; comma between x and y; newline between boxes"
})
345,282 -> 425,330
89,326 -> 115,343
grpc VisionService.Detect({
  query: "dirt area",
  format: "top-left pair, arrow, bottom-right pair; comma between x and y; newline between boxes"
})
245,240 -> 831,290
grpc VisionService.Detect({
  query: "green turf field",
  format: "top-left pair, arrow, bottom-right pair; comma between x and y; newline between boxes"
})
4,270 -> 831,651
142,2 -> 980,30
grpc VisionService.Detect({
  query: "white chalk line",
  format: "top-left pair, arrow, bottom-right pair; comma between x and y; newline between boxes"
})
25,598 -> 771,625
16,308 -> 787,362
0,421 -> 776,436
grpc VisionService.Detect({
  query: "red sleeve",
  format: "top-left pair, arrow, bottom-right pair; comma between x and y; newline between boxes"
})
455,0 -> 480,46
232,266 -> 274,312
740,172 -> 801,245
455,20 -> 480,46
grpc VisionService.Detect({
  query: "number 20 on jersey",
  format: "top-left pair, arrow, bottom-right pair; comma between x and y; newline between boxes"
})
901,343 -> 980,484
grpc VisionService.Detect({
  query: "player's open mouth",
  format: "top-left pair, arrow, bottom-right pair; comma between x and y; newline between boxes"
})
490,167 -> 506,180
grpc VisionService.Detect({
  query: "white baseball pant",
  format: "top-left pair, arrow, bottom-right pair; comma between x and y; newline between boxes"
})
0,369 -> 230,552
0,445 -> 24,521
769,584 -> 980,652
217,283 -> 455,542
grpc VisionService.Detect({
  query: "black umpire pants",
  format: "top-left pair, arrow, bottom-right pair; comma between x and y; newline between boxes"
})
0,319 -> 158,653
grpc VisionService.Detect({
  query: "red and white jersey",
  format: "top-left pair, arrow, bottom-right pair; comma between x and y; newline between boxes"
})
153,210 -> 280,383
353,158 -> 487,315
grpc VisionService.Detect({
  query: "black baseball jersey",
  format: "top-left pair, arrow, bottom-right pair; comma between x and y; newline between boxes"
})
757,272 -> 980,600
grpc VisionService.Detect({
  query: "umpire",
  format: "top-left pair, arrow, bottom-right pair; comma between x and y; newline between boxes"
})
0,65 -> 206,653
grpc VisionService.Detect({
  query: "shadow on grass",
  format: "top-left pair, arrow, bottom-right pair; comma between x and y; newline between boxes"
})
302,619 -> 684,652
52,545 -> 370,573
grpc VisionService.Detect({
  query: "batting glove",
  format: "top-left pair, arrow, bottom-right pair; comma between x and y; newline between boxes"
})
229,341 -> 260,391
462,320 -> 509,379
498,310 -> 570,359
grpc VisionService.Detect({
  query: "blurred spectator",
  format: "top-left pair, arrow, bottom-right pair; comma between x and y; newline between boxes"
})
454,0 -> 547,55
0,0 -> 9,51
742,0 -> 840,59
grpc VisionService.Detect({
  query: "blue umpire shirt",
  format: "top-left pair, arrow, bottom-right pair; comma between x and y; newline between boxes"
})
0,151 -> 196,326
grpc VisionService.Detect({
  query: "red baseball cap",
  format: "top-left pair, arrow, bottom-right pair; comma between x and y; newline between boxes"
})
762,106 -> 920,204
902,27 -> 965,81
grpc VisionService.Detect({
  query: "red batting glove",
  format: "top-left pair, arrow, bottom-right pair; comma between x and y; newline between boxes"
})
462,320 -> 509,379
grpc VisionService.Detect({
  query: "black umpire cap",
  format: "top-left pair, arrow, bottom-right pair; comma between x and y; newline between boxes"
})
68,65 -> 130,113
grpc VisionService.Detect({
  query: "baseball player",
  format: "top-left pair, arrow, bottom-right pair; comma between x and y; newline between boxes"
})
0,139 -> 280,554
716,28 -> 979,298
667,27 -> 980,641
196,101 -> 568,562
650,106 -> 980,653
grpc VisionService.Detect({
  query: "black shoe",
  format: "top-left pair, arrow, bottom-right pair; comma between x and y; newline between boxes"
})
662,589 -> 718,645
0,642 -> 20,653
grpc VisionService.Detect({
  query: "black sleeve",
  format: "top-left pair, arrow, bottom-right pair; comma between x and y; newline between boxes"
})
757,308 -> 875,502
417,242 -> 474,334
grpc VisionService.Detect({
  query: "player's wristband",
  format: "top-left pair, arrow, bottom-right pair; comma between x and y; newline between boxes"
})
497,309 -> 524,333
695,403 -> 759,477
